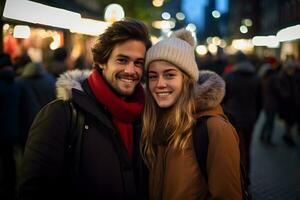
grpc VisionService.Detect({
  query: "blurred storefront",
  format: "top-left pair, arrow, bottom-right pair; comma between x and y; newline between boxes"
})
1,0 -> 109,69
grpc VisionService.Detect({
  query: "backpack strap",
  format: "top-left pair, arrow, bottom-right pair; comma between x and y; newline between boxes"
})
64,100 -> 85,178
193,115 -> 252,200
192,116 -> 210,182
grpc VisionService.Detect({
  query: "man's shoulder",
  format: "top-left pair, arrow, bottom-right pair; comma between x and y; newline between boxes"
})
38,99 -> 69,117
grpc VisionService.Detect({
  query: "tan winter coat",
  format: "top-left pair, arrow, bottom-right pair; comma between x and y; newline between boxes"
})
149,71 -> 242,200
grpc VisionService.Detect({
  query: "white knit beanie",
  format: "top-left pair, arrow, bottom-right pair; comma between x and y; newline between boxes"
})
145,29 -> 199,81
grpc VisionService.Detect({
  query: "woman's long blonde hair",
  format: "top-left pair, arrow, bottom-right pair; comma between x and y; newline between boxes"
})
141,72 -> 196,169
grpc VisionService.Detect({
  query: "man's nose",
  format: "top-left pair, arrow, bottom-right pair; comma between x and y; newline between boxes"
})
124,62 -> 135,74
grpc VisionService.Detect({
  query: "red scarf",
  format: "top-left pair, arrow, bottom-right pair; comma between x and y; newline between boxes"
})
87,69 -> 145,159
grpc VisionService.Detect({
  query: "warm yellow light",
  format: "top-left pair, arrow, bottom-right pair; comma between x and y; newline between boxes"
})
153,0 -> 164,7
212,36 -> 221,45
196,45 -> 208,56
152,20 -> 175,29
232,39 -> 253,51
70,18 -> 111,36
50,32 -> 61,50
3,24 -> 10,32
219,39 -> 227,48
104,4 -> 125,22
208,44 -> 218,54
150,36 -> 160,44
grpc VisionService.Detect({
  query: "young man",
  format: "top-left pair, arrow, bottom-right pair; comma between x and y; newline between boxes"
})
18,19 -> 152,200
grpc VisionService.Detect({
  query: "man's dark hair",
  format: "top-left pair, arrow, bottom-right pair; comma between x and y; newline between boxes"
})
92,18 -> 152,65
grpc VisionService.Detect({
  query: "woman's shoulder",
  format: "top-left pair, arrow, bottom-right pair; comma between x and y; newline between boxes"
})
206,115 -> 239,143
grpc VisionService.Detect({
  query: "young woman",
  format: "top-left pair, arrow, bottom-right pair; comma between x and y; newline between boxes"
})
141,29 -> 242,200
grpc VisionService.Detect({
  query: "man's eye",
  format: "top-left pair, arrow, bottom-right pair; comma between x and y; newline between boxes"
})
134,61 -> 144,68
117,58 -> 127,64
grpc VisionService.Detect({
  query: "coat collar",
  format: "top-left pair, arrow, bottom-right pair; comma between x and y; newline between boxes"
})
56,69 -> 116,130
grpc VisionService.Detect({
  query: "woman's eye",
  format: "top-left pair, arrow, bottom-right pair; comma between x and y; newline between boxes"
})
164,73 -> 175,79
148,74 -> 157,80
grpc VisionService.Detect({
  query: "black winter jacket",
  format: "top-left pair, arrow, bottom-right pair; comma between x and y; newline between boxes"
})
223,61 -> 262,131
18,70 -> 148,200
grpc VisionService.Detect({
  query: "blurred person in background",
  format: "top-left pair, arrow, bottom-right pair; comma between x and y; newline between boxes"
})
74,54 -> 92,70
0,53 -> 21,200
223,51 -> 262,173
277,59 -> 300,146
16,62 -> 56,150
258,57 -> 280,146
295,60 -> 300,136
13,53 -> 32,77
18,18 -> 151,200
46,47 -> 69,78
211,47 -> 228,76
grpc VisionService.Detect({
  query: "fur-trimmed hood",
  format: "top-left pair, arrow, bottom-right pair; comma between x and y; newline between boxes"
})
56,69 -> 91,100
195,70 -> 225,111
55,69 -> 225,111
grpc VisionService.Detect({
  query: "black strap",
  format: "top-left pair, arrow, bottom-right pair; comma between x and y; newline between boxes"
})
192,116 -> 210,182
193,116 -> 252,200
65,101 -> 85,178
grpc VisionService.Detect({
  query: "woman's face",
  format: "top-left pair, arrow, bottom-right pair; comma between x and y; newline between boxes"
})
148,60 -> 183,108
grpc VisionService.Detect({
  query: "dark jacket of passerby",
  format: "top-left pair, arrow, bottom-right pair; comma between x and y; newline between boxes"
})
18,70 -> 148,200
223,61 -> 261,172
277,64 -> 300,125
223,61 -> 262,131
0,53 -> 20,200
0,56 -> 21,144
16,62 -> 56,149
259,63 -> 280,113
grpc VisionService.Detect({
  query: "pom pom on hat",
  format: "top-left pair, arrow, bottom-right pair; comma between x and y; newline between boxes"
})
170,28 -> 195,47
145,29 -> 199,81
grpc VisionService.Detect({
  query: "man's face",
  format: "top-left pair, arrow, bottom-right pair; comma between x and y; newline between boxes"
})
101,40 -> 146,97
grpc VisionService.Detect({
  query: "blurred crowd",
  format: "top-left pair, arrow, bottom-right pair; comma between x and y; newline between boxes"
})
197,49 -> 300,174
0,48 -> 92,199
0,46 -> 300,199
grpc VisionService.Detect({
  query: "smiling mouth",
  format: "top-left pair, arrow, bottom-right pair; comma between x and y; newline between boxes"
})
117,73 -> 138,83
120,78 -> 135,83
156,92 -> 172,97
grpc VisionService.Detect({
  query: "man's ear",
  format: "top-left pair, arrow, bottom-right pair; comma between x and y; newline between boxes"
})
98,64 -> 106,70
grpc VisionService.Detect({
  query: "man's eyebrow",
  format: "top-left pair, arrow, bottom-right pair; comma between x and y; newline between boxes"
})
116,54 -> 129,59
116,54 -> 145,61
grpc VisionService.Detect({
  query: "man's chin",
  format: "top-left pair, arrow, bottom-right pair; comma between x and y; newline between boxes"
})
116,86 -> 136,97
